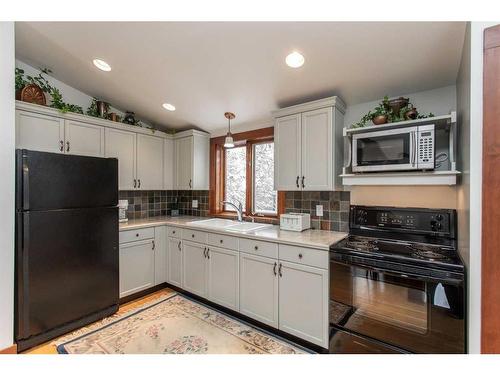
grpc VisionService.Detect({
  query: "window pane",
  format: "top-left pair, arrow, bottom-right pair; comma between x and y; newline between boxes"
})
224,146 -> 246,211
253,142 -> 277,214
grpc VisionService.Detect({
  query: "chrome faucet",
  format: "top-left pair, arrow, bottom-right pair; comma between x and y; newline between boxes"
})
221,200 -> 244,222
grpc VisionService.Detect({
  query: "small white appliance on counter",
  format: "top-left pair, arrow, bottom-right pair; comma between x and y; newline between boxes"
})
118,200 -> 128,223
280,213 -> 311,232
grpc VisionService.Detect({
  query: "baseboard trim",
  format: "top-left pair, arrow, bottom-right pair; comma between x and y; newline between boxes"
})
0,344 -> 18,354
119,283 -> 168,305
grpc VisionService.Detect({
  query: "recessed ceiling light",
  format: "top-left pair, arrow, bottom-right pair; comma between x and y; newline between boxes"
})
285,51 -> 305,68
93,59 -> 111,72
162,103 -> 176,111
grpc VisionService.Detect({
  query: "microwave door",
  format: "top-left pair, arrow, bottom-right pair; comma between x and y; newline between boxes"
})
352,127 -> 418,172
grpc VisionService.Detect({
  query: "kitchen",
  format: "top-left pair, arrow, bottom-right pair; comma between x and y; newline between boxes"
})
0,9 -> 498,370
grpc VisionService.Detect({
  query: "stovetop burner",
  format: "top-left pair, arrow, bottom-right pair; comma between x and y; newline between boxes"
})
332,234 -> 463,271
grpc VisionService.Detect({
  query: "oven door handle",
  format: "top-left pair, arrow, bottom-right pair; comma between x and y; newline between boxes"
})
330,258 -> 464,286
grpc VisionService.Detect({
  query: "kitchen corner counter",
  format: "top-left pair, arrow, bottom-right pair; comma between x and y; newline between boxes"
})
119,216 -> 347,250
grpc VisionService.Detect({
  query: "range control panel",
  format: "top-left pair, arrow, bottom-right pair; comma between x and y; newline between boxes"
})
351,205 -> 455,236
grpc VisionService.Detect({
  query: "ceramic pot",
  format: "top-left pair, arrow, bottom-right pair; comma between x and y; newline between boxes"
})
372,115 -> 388,125
388,97 -> 409,116
107,112 -> 118,122
123,111 -> 136,125
96,101 -> 109,118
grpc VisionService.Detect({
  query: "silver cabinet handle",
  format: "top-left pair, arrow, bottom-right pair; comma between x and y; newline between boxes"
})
138,179 -> 141,188
178,241 -> 181,251
301,176 -> 305,188
296,176 -> 299,188
152,240 -> 155,250
59,140 -> 64,152
203,247 -> 207,258
66,141 -> 70,152
273,262 -> 277,276
207,248 -> 210,259
133,179 -> 137,188
278,263 -> 283,277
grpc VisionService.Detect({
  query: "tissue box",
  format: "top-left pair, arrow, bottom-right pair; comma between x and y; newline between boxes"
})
280,213 -> 311,232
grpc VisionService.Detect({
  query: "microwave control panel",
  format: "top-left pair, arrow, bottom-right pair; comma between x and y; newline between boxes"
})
417,124 -> 435,169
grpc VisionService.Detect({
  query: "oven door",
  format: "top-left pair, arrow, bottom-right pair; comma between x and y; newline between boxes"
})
329,259 -> 465,353
352,127 -> 417,172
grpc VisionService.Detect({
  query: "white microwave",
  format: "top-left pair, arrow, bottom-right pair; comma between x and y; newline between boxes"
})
352,124 -> 435,172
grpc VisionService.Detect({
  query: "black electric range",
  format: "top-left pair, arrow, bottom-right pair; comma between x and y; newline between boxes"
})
329,205 -> 466,354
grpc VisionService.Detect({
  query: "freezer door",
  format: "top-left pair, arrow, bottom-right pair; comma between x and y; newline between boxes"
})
16,207 -> 119,340
16,149 -> 118,211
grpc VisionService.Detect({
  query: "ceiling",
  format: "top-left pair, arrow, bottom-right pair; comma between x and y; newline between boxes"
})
15,22 -> 466,133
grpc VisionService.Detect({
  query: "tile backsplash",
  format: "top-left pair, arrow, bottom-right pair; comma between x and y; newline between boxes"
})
284,191 -> 350,232
119,190 -> 209,219
119,189 -> 350,232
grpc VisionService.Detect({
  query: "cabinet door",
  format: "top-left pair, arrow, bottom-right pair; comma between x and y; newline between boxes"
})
136,134 -> 164,190
154,226 -> 167,285
301,107 -> 332,190
192,134 -> 209,190
105,128 -> 136,190
274,114 -> 301,190
16,110 -> 64,153
65,120 -> 105,157
278,261 -> 329,348
164,138 -> 174,190
182,240 -> 208,297
175,136 -> 193,189
239,253 -> 278,328
208,246 -> 239,311
119,239 -> 155,298
167,237 -> 183,288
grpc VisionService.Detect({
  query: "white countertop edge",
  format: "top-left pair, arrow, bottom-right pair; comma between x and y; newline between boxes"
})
119,216 -> 347,251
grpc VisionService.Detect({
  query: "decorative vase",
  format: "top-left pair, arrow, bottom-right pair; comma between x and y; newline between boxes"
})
18,84 -> 46,106
387,97 -> 409,116
372,115 -> 388,125
123,111 -> 136,125
107,112 -> 118,122
96,101 -> 109,118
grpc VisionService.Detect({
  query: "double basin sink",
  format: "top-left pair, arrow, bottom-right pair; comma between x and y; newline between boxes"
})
187,218 -> 272,233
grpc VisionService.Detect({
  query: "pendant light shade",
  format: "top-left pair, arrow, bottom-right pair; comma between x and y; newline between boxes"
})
224,112 -> 235,148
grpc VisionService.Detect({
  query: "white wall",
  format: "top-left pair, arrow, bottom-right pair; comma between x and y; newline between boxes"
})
0,22 -> 15,350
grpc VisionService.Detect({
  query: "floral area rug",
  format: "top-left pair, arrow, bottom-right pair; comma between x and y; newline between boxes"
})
56,293 -> 309,354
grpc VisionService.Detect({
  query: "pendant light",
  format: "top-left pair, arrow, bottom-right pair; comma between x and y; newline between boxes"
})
224,112 -> 235,148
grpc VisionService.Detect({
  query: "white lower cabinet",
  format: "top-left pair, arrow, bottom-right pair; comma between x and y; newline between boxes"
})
207,246 -> 239,311
239,253 -> 279,328
154,226 -> 167,285
182,240 -> 208,297
119,239 -> 155,298
167,236 -> 183,288
278,261 -> 329,348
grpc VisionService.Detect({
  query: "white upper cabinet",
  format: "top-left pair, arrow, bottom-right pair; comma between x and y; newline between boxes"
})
164,138 -> 174,190
175,136 -> 193,190
64,120 -> 105,157
16,110 -> 64,153
174,130 -> 210,190
301,108 -> 332,190
136,134 -> 164,190
105,128 -> 137,190
274,114 -> 301,190
273,96 -> 345,191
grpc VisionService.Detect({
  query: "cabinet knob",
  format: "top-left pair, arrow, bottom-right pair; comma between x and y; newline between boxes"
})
192,234 -> 195,238
220,239 -> 223,244
254,245 -> 258,250
173,230 -> 176,234
298,253 -> 303,259
136,233 -> 139,237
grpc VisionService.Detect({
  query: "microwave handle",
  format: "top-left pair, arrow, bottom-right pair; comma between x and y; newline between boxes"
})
411,131 -> 417,167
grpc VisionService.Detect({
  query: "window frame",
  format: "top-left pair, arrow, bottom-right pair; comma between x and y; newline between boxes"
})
209,127 -> 284,220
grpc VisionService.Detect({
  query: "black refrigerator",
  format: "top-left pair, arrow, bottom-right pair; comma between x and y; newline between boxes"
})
15,149 -> 120,351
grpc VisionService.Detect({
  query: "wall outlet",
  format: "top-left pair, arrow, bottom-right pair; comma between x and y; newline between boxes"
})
316,205 -> 323,217
192,199 -> 198,208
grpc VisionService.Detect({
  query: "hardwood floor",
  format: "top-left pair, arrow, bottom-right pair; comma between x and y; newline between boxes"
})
23,288 -> 175,354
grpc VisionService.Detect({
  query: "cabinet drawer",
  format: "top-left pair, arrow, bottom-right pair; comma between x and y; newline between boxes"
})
119,227 -> 155,244
167,226 -> 181,238
208,233 -> 239,250
239,238 -> 278,259
279,244 -> 328,269
182,228 -> 208,244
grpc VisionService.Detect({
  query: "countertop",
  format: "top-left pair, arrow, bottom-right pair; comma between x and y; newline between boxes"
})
119,216 -> 347,251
